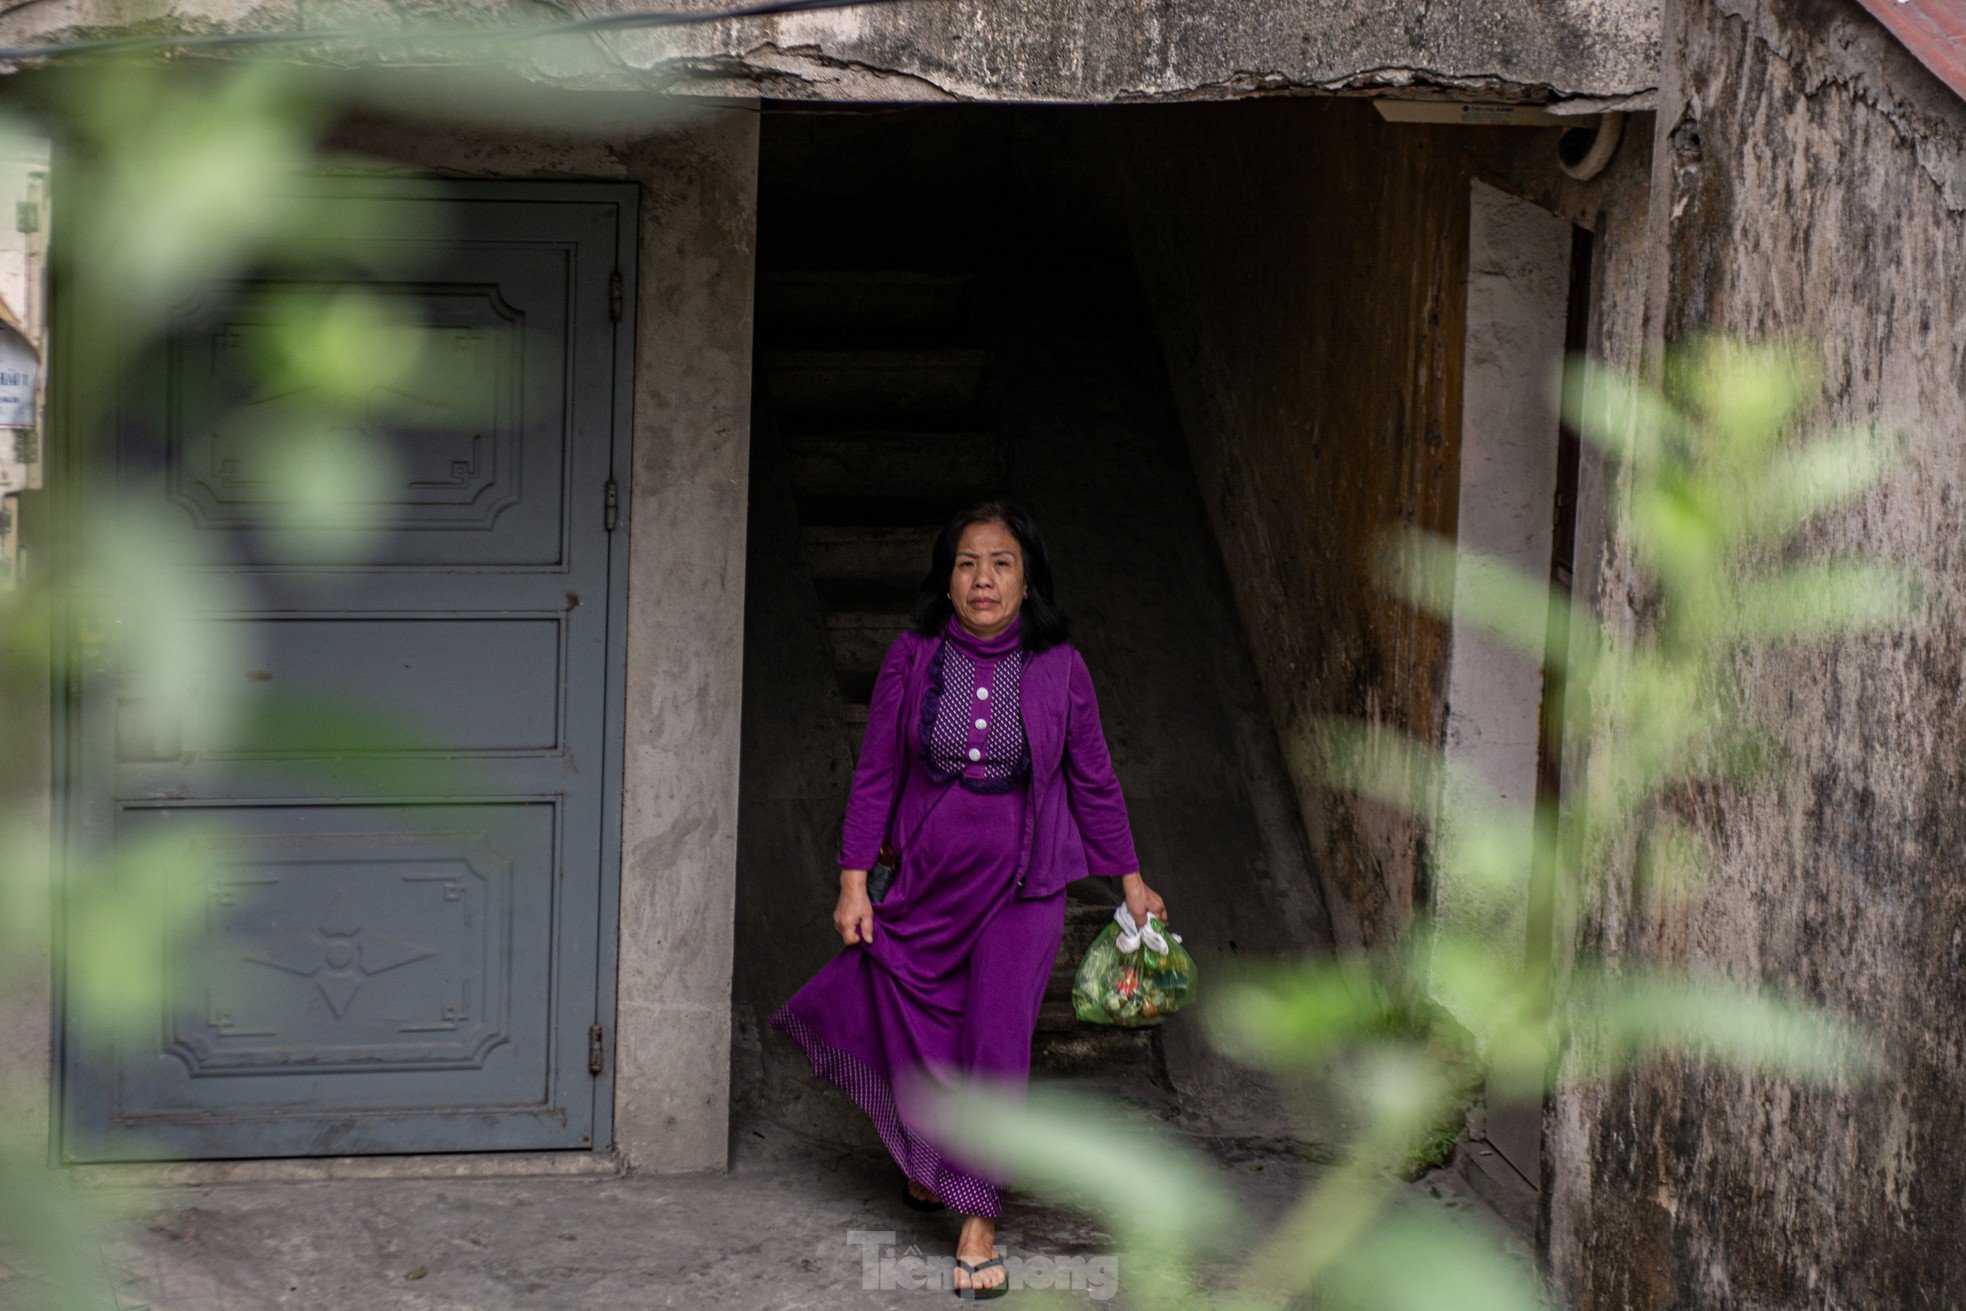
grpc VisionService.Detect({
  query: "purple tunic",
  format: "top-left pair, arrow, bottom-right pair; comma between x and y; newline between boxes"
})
768,614 -> 1072,1219
834,625 -> 1140,899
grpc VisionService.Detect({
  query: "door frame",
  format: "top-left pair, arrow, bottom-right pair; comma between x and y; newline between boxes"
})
46,174 -> 639,1163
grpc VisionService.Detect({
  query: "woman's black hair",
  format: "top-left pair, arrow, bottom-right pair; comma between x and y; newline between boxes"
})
911,498 -> 1071,653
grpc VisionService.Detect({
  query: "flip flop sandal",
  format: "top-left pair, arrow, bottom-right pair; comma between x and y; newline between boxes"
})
953,1255 -> 1008,1300
901,1179 -> 947,1212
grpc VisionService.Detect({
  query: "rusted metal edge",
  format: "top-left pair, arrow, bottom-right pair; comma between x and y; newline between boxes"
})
1852,0 -> 1966,104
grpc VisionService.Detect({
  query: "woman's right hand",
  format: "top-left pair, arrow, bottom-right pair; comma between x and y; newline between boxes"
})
835,871 -> 876,945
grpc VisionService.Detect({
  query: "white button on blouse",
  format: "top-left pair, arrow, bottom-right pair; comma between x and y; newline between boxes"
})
976,687 -> 989,700
967,747 -> 982,762
975,718 -> 987,729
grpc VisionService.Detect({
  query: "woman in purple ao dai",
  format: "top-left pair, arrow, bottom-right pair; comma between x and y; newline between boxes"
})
769,500 -> 1168,1300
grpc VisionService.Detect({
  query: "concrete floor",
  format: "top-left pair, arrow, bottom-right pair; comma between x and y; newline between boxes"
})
11,1112 -> 1523,1310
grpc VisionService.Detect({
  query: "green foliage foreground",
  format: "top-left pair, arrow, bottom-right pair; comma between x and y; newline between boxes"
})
921,339 -> 1909,1309
0,50 -> 695,1310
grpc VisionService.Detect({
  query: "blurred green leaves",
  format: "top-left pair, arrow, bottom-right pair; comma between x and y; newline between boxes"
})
216,284 -> 436,558
0,36 -> 1917,1311
1314,1205 -> 1553,1311
1565,968 -> 1876,1084
60,826 -> 217,1045
926,1078 -> 1245,1249
60,60 -> 331,335
0,49 -> 538,1305
905,337 -> 1909,1309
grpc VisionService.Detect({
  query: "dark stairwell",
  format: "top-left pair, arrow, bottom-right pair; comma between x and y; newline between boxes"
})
730,107 -> 1335,1155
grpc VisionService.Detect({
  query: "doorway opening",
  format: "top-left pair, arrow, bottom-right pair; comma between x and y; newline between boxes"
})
729,101 -> 1608,1208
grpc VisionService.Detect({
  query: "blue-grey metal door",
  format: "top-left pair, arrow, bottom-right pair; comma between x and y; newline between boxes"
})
58,180 -> 634,1160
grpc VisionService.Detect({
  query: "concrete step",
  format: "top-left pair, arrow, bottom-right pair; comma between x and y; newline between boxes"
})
1043,961 -> 1080,1011
1036,998 -> 1080,1033
754,205 -> 1007,274
825,610 -> 913,676
803,523 -> 939,594
1067,875 -> 1123,904
813,575 -> 919,613
1060,897 -> 1120,954
1046,894 -> 1119,963
796,493 -> 976,531
760,347 -> 989,429
1033,912 -> 1163,1080
1044,902 -> 1118,1004
837,668 -> 879,708
756,269 -> 977,344
1030,1023 -> 1160,1081
777,432 -> 1005,500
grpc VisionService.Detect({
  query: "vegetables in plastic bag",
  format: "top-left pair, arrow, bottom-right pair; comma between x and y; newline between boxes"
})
1071,909 -> 1197,1028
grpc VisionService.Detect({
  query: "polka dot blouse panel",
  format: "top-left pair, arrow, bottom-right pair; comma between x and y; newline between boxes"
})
983,653 -> 1024,771
925,642 -> 1027,788
927,645 -> 979,772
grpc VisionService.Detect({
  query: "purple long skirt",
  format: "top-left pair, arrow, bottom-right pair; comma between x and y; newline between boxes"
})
768,765 -> 1066,1219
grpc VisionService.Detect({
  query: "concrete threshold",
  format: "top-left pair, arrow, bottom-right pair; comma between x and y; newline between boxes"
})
50,1119 -> 1318,1310
67,1149 -> 625,1189
9,1120 -> 1547,1309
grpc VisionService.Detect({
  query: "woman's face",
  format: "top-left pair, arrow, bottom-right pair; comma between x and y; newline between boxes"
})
949,519 -> 1028,639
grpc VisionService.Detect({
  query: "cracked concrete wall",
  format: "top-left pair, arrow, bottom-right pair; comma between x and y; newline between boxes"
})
1052,100 -> 1655,950
1545,0 -> 1966,1304
0,0 -> 1660,106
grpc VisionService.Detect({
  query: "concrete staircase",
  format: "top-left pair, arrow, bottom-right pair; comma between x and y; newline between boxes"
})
753,259 -> 1163,1086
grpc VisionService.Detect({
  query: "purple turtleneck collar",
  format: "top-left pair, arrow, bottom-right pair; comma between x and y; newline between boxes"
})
943,611 -> 1024,657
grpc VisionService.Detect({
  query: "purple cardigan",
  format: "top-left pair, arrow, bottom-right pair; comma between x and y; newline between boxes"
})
837,629 -> 1141,899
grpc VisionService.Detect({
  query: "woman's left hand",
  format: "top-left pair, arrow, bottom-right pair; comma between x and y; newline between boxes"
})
1121,872 -> 1166,925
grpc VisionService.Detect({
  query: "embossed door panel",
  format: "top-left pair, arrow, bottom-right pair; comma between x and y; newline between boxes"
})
60,181 -> 634,1161
145,254 -> 572,570
127,806 -> 556,1123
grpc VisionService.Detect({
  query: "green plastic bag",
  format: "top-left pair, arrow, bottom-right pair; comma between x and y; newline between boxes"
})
1071,910 -> 1198,1028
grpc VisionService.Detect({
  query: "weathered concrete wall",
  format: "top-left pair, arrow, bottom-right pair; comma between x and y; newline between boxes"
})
1054,100 -> 1655,949
1546,0 -> 1966,1304
604,0 -> 1662,105
1098,99 -> 1466,950
0,0 -> 1660,106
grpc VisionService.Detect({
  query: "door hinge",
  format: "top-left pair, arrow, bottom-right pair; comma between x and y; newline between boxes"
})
603,478 -> 619,533
588,1024 -> 605,1076
609,269 -> 623,324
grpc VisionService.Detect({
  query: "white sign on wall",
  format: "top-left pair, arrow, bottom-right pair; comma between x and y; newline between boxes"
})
0,141 -> 49,584
0,322 -> 37,430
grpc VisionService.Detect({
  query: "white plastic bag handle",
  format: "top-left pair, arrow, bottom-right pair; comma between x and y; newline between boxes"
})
1114,902 -> 1182,954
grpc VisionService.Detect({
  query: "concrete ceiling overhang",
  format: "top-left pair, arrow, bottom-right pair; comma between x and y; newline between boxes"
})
0,0 -> 1660,107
